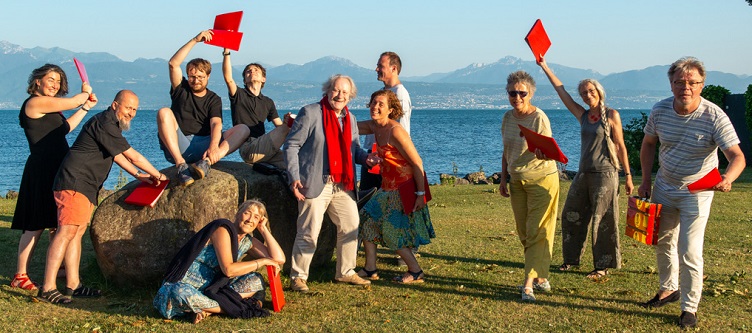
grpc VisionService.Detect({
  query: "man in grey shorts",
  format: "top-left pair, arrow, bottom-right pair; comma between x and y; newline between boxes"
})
221,48 -> 292,169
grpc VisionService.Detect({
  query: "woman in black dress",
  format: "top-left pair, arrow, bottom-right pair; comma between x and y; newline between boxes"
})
9,64 -> 97,291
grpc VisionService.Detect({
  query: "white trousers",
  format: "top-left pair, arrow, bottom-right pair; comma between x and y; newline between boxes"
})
653,180 -> 714,313
290,182 -> 359,280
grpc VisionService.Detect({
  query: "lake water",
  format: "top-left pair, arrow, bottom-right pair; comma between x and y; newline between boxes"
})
0,108 -> 648,196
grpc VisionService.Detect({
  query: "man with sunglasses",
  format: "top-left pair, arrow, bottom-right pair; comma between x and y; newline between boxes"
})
157,30 -> 249,187
221,48 -> 292,169
638,57 -> 745,329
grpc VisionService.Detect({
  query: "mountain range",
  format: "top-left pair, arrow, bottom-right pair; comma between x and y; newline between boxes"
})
2,40 -> 751,110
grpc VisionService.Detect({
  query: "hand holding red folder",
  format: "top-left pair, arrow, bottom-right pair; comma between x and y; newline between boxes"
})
517,124 -> 568,164
398,173 -> 432,213
525,19 -> 551,63
204,11 -> 244,51
687,167 -> 722,193
124,179 -> 170,208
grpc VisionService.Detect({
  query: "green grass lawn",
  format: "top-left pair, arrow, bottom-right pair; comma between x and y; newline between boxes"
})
0,172 -> 750,332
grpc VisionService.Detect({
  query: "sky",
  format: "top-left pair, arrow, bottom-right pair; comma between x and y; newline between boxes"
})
3,0 -> 752,77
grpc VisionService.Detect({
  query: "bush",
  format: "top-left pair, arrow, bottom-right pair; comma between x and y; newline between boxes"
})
622,111 -> 658,175
746,84 -> 752,133
701,85 -> 730,109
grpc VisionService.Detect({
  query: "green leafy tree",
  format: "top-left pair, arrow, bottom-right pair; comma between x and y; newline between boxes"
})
701,84 -> 730,109
623,112 -> 658,175
746,84 -> 752,133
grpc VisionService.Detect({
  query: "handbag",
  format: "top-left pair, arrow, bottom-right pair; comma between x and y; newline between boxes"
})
625,196 -> 662,245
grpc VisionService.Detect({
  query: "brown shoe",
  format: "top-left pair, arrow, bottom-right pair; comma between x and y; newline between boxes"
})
335,273 -> 372,286
290,278 -> 309,292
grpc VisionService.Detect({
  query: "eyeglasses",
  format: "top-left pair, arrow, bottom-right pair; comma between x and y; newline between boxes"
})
507,91 -> 529,98
188,75 -> 207,81
672,80 -> 704,89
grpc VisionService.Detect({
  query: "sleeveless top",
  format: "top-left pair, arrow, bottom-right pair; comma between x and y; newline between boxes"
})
579,112 -> 616,173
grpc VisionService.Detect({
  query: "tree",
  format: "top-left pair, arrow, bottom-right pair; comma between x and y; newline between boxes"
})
622,112 -> 658,175
748,0 -> 752,6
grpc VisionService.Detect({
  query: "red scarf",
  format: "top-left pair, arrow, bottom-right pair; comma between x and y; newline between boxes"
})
321,96 -> 354,191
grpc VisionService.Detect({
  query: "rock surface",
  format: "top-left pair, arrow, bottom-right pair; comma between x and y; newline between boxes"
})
90,161 -> 336,287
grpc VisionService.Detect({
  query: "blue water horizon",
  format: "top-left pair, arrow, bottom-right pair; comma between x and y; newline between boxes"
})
0,108 -> 648,196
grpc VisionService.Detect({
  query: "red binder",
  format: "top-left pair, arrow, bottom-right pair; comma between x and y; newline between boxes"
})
397,173 -> 432,214
687,167 -> 722,193
124,179 -> 169,208
73,58 -> 89,83
266,265 -> 285,312
524,19 -> 551,62
518,124 -> 568,164
205,11 -> 244,51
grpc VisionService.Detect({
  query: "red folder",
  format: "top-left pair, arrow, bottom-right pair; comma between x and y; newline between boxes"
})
205,11 -> 244,51
266,265 -> 285,312
687,167 -> 722,193
124,179 -> 169,208
524,19 -> 551,62
397,173 -> 432,214
518,124 -> 568,164
73,58 -> 89,83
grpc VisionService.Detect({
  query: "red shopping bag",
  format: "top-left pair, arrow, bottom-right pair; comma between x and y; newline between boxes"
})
625,196 -> 662,245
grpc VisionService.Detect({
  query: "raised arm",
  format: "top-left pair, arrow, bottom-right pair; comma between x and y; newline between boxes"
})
168,30 -> 214,89
246,217 -> 286,265
222,48 -> 238,97
537,57 -> 586,119
608,109 -> 633,195
26,82 -> 94,119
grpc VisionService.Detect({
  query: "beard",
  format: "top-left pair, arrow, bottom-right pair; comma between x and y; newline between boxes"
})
116,114 -> 131,131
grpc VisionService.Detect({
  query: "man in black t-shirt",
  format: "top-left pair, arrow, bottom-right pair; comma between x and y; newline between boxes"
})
37,90 -> 167,304
221,48 -> 292,169
157,30 -> 250,187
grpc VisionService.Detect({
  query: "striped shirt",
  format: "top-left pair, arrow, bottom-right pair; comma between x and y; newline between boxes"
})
644,97 -> 740,189
501,108 -> 558,181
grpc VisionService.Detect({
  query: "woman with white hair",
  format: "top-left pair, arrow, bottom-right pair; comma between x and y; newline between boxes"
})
538,57 -> 633,280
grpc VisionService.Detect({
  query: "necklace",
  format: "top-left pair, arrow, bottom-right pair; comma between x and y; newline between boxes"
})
588,111 -> 601,122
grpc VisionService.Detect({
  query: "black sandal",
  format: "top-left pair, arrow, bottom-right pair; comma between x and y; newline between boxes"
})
65,285 -> 102,298
357,268 -> 380,280
558,263 -> 577,271
36,289 -> 72,304
393,270 -> 425,284
586,269 -> 608,280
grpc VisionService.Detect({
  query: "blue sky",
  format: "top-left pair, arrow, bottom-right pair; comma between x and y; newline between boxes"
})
4,0 -> 751,77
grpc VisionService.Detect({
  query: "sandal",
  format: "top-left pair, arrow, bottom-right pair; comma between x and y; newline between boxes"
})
191,310 -> 211,324
558,263 -> 577,271
36,289 -> 72,304
357,268 -> 380,281
64,285 -> 102,298
586,269 -> 608,280
10,273 -> 38,291
393,270 -> 424,284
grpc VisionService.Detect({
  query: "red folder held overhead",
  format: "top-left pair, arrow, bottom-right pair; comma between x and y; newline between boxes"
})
524,19 -> 551,62
124,179 -> 169,208
398,173 -> 432,214
73,58 -> 89,83
687,167 -> 722,193
266,265 -> 285,312
205,11 -> 244,51
518,124 -> 568,164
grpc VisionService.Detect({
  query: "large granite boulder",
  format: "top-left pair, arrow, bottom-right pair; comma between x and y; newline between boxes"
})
90,161 -> 337,288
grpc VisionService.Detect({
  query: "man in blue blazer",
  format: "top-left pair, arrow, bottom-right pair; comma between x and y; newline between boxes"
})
284,74 -> 378,292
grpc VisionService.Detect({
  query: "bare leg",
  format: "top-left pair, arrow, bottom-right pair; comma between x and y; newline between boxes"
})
63,224 -> 88,290
395,247 -> 423,283
41,225 -> 78,292
213,124 -> 250,161
362,241 -> 378,271
267,124 -> 291,149
16,229 -> 44,274
156,108 -> 186,166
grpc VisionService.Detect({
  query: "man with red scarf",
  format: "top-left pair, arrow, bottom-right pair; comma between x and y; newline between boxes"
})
284,75 -> 378,292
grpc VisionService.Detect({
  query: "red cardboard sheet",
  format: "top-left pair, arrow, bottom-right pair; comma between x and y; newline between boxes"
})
518,124 -> 568,164
687,167 -> 722,193
524,19 -> 551,62
398,173 -> 432,214
73,58 -> 89,83
266,265 -> 285,312
124,179 -> 169,208
205,11 -> 244,51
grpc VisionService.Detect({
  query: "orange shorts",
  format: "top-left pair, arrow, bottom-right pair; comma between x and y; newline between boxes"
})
54,190 -> 95,226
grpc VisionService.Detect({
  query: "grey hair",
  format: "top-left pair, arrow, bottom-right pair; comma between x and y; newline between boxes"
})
506,71 -> 536,94
668,57 -> 706,80
578,78 -> 620,170
321,74 -> 357,100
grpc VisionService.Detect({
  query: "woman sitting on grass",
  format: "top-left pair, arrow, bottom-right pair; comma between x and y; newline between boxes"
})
154,199 -> 285,323
357,90 -> 435,284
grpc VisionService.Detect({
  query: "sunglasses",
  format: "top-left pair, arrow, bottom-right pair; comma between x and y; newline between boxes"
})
507,90 -> 529,98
